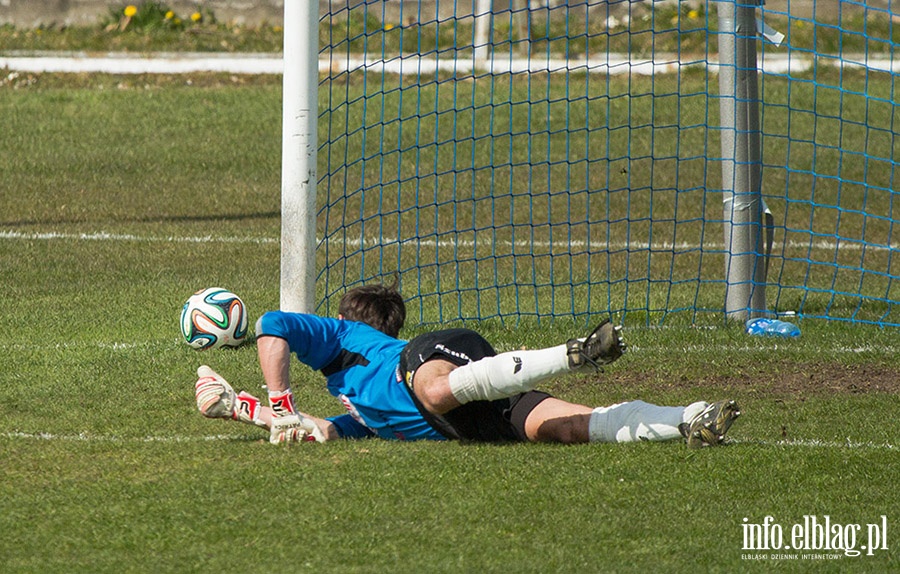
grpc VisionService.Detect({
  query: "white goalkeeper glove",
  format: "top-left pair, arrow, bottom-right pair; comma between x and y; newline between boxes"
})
196,365 -> 236,418
269,413 -> 327,444
195,366 -> 266,428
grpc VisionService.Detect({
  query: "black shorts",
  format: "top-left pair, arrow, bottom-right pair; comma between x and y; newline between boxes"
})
399,328 -> 552,442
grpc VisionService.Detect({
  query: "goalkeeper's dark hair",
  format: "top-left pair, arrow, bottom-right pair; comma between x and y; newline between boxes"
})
338,279 -> 406,338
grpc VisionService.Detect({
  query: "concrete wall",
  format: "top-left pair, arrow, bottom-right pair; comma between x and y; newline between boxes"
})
0,0 -> 874,29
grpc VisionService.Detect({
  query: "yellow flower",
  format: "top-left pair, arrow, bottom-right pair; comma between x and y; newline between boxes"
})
165,11 -> 174,20
688,9 -> 700,19
191,12 -> 202,22
123,5 -> 137,17
384,23 -> 394,31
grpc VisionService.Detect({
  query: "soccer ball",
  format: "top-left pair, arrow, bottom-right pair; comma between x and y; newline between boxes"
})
180,288 -> 249,350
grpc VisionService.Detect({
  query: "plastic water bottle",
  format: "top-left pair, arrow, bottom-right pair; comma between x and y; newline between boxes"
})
745,317 -> 800,338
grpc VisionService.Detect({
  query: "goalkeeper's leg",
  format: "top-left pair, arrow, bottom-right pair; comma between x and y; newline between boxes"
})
440,319 -> 626,410
522,397 -> 724,444
585,400 -> 712,443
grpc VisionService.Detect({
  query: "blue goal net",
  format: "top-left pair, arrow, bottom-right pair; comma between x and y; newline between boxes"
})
312,0 -> 899,327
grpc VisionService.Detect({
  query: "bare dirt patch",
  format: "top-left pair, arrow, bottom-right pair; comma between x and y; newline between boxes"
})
606,361 -> 900,399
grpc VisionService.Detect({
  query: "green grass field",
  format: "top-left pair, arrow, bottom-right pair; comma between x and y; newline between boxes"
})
1,67 -> 898,573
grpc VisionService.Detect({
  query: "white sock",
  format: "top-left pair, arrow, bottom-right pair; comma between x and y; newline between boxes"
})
448,344 -> 570,404
588,400 -> 707,443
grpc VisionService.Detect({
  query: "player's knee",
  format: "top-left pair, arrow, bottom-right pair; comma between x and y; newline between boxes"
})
410,360 -> 461,415
414,377 -> 459,415
414,380 -> 440,411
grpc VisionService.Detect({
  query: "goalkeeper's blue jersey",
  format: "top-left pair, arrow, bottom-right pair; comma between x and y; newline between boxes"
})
256,311 -> 444,441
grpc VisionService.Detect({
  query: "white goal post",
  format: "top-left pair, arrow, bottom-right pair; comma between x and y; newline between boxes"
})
280,0 -> 320,313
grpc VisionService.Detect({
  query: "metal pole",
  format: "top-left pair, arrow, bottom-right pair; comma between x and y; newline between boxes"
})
473,0 -> 492,64
718,0 -> 767,321
280,0 -> 320,313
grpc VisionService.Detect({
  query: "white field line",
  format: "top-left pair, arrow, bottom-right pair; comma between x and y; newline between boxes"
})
2,229 -> 896,254
1,339 -> 898,355
1,431 -> 258,443
731,438 -> 896,451
1,52 -> 897,76
637,343 -> 900,354
0,340 -> 180,351
1,430 -> 894,451
0,230 -> 278,245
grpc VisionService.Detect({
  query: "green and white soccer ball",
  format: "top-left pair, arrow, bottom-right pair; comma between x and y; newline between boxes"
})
180,288 -> 248,350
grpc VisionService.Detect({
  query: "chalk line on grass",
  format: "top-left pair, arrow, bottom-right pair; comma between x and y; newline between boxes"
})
1,431 -> 258,443
0,230 -> 277,245
731,437 -> 896,451
1,339 -> 898,355
2,229 -> 891,255
2,431 -> 894,451
0,340 -> 183,352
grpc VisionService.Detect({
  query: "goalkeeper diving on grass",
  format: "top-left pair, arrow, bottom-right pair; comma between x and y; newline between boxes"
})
194,284 -> 740,448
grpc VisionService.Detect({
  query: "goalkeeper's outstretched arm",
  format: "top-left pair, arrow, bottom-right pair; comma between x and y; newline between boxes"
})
195,364 -> 336,442
257,335 -> 298,416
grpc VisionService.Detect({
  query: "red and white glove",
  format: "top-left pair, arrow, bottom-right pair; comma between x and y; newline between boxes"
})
195,366 -> 266,428
267,389 -> 297,417
269,413 -> 326,444
196,366 -> 236,418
